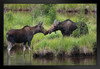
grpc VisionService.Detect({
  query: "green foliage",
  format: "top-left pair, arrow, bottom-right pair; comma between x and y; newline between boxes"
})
71,13 -> 89,37
71,29 -> 80,37
33,4 -> 56,24
47,31 -> 61,39
72,22 -> 89,37
33,31 -> 96,54
5,11 -> 14,22
72,45 -> 79,52
33,7 -> 41,19
4,4 -> 35,9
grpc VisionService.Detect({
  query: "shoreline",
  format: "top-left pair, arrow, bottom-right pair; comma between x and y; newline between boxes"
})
4,44 -> 96,58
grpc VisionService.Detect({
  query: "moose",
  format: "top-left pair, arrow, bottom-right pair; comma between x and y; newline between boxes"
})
48,19 -> 78,37
6,22 -> 47,56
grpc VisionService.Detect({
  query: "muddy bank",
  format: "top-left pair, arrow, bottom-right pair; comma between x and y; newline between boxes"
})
4,8 -> 96,14
33,48 -> 96,59
4,8 -> 32,12
33,43 -> 97,58
4,42 -> 96,57
33,50 -> 54,58
57,8 -> 96,14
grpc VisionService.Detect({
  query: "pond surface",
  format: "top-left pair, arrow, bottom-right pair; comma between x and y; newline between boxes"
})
4,48 -> 96,65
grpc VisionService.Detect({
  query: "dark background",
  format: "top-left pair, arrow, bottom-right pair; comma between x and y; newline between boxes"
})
0,0 -> 99,69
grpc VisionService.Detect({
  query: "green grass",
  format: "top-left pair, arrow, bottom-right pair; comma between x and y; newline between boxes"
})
33,31 -> 96,54
4,4 -> 96,10
4,4 -> 97,55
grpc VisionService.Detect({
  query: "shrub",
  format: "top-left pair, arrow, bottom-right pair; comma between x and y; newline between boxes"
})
71,13 -> 89,37
33,7 -> 41,19
33,4 -> 57,24
47,32 -> 61,39
5,11 -> 14,22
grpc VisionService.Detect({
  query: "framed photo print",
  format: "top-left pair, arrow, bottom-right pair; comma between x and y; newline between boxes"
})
0,0 -> 99,69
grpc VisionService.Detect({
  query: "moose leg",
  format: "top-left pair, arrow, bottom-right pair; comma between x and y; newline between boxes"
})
32,46 -> 33,53
7,40 -> 13,56
28,41 -> 31,51
61,31 -> 65,38
62,34 -> 65,37
28,41 -> 31,56
23,42 -> 26,55
28,41 -> 31,64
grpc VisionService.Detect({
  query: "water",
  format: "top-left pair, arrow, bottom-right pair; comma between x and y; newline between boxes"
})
4,48 -> 96,65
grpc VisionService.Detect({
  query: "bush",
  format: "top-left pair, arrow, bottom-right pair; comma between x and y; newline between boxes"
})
71,13 -> 89,37
33,7 -> 41,19
71,29 -> 80,37
5,11 -> 14,22
33,4 -> 56,24
47,32 -> 61,39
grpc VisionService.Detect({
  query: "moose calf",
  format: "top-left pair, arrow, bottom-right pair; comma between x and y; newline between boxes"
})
6,22 -> 47,56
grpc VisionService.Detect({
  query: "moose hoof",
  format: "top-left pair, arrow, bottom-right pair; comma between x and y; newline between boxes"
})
29,47 -> 31,51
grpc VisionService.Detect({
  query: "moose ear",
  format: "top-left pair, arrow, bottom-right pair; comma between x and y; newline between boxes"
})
54,19 -> 57,24
38,22 -> 43,27
40,22 -> 43,25
38,22 -> 40,25
38,22 -> 42,27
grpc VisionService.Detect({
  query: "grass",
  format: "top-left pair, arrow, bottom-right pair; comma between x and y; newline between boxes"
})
33,32 -> 96,54
4,4 -> 97,55
4,4 -> 96,11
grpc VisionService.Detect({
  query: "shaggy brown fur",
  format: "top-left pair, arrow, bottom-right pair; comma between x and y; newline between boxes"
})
48,19 -> 77,37
6,22 -> 47,56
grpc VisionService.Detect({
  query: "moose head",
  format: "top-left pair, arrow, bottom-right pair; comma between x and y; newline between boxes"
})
33,22 -> 48,35
48,19 -> 60,34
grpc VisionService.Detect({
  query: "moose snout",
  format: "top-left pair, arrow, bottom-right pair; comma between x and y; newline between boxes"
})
44,31 -> 48,35
48,30 -> 52,34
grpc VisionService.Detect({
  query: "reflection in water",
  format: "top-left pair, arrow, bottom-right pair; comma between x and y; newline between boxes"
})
7,52 -> 10,65
6,46 -> 32,65
29,50 -> 31,65
33,56 -> 96,65
23,50 -> 32,65
23,51 -> 26,64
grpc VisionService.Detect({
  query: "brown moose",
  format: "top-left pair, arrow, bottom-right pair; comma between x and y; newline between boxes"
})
48,19 -> 77,37
6,22 -> 47,56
